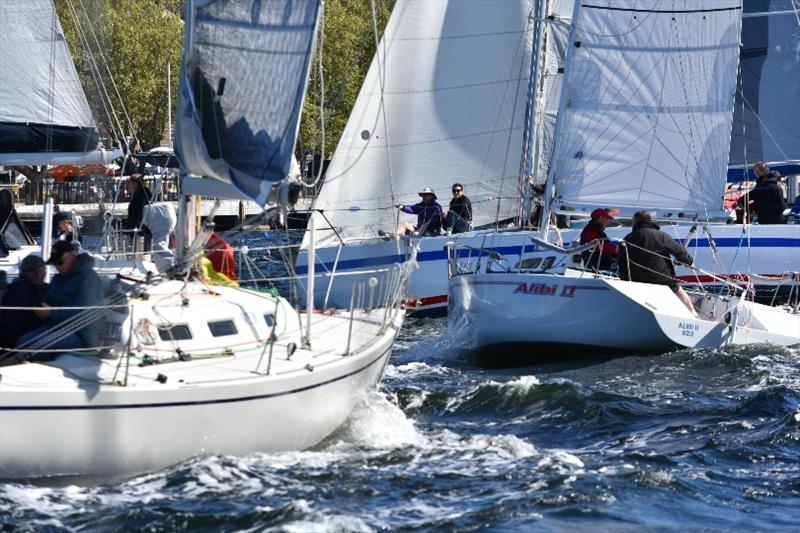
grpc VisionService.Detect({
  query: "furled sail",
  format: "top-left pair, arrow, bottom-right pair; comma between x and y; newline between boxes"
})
175,0 -> 321,205
309,0 -> 534,248
548,0 -> 742,219
0,0 -> 103,164
728,0 -> 800,176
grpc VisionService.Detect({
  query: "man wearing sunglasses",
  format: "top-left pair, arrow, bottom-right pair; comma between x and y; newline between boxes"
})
15,241 -> 104,359
444,183 -> 472,234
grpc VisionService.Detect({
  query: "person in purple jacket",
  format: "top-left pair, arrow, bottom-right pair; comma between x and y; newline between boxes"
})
395,187 -> 445,236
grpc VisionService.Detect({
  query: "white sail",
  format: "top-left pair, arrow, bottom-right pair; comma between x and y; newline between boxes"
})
729,0 -> 800,170
310,0 -> 534,248
549,0 -> 742,219
0,0 -> 101,161
535,0 -> 572,183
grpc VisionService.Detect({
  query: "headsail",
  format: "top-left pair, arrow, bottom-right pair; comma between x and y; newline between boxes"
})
0,0 -> 108,165
535,0 -> 572,183
309,0 -> 534,248
728,0 -> 800,177
548,0 -> 742,219
175,0 -> 321,205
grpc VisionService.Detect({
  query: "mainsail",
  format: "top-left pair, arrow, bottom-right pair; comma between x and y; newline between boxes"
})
175,0 -> 321,205
548,0 -> 743,219
310,0 -> 534,248
729,0 -> 800,176
0,0 -> 105,165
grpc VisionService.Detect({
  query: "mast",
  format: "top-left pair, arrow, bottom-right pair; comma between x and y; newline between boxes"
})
517,0 -> 547,227
167,62 -> 173,150
540,0 -> 581,239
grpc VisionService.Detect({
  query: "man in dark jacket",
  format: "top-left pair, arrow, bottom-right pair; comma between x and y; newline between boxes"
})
444,183 -> 473,234
126,174 -> 153,251
0,255 -> 48,352
53,211 -> 82,245
749,170 -> 787,224
15,241 -> 104,358
579,208 -> 617,270
618,211 -> 696,314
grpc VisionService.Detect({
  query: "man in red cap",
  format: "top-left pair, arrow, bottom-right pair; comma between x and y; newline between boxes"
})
579,208 -> 617,270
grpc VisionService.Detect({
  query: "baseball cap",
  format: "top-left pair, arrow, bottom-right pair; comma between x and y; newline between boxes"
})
20,254 -> 46,273
590,208 -> 614,220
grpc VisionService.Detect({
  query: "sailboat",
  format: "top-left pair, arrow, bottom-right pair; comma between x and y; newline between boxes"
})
296,0 -> 800,317
447,0 -> 800,356
0,0 -> 410,479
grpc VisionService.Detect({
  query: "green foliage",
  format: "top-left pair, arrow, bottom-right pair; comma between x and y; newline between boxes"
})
56,0 -> 391,157
299,0 -> 394,158
56,0 -> 183,151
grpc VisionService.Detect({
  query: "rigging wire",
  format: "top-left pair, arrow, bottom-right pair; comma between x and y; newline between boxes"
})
64,0 -> 129,149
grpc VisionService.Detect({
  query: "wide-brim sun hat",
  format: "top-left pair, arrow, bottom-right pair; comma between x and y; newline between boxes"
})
418,187 -> 437,200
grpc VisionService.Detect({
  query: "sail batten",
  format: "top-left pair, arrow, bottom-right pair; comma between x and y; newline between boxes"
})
176,0 -> 321,205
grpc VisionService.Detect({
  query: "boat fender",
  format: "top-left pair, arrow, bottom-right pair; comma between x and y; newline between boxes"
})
724,311 -> 732,325
287,342 -> 297,360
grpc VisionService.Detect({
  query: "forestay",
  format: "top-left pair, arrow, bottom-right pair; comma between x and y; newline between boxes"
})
0,0 -> 100,159
176,0 -> 321,204
729,0 -> 800,171
309,0 -> 533,248
549,0 -> 742,219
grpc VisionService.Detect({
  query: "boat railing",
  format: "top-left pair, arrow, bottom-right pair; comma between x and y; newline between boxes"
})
444,242 -> 504,277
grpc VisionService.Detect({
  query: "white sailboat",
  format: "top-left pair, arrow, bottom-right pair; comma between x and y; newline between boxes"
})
448,0 -> 800,357
296,0 -> 800,317
0,0 -> 411,479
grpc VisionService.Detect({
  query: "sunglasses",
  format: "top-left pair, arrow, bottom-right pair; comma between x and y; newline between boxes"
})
452,189 -> 462,193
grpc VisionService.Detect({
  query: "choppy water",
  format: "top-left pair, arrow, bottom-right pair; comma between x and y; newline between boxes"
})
2,315 -> 799,531
4,232 -> 800,530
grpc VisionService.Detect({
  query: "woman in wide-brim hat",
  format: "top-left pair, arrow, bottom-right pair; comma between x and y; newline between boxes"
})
394,187 -> 444,236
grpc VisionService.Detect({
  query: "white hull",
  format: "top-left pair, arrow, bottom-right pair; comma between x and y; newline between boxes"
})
296,224 -> 800,316
448,270 -> 800,356
0,280 -> 405,478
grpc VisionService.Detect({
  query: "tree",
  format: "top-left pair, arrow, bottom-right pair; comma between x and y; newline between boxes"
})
56,0 -> 183,151
55,0 -> 392,157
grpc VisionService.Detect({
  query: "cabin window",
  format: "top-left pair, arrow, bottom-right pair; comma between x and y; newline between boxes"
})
519,257 -> 542,270
264,314 -> 276,328
158,324 -> 192,341
208,320 -> 238,337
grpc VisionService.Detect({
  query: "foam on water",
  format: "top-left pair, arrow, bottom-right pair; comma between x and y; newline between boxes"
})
2,279 -> 799,529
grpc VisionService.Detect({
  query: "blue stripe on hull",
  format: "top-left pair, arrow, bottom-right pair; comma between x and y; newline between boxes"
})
297,237 -> 800,274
